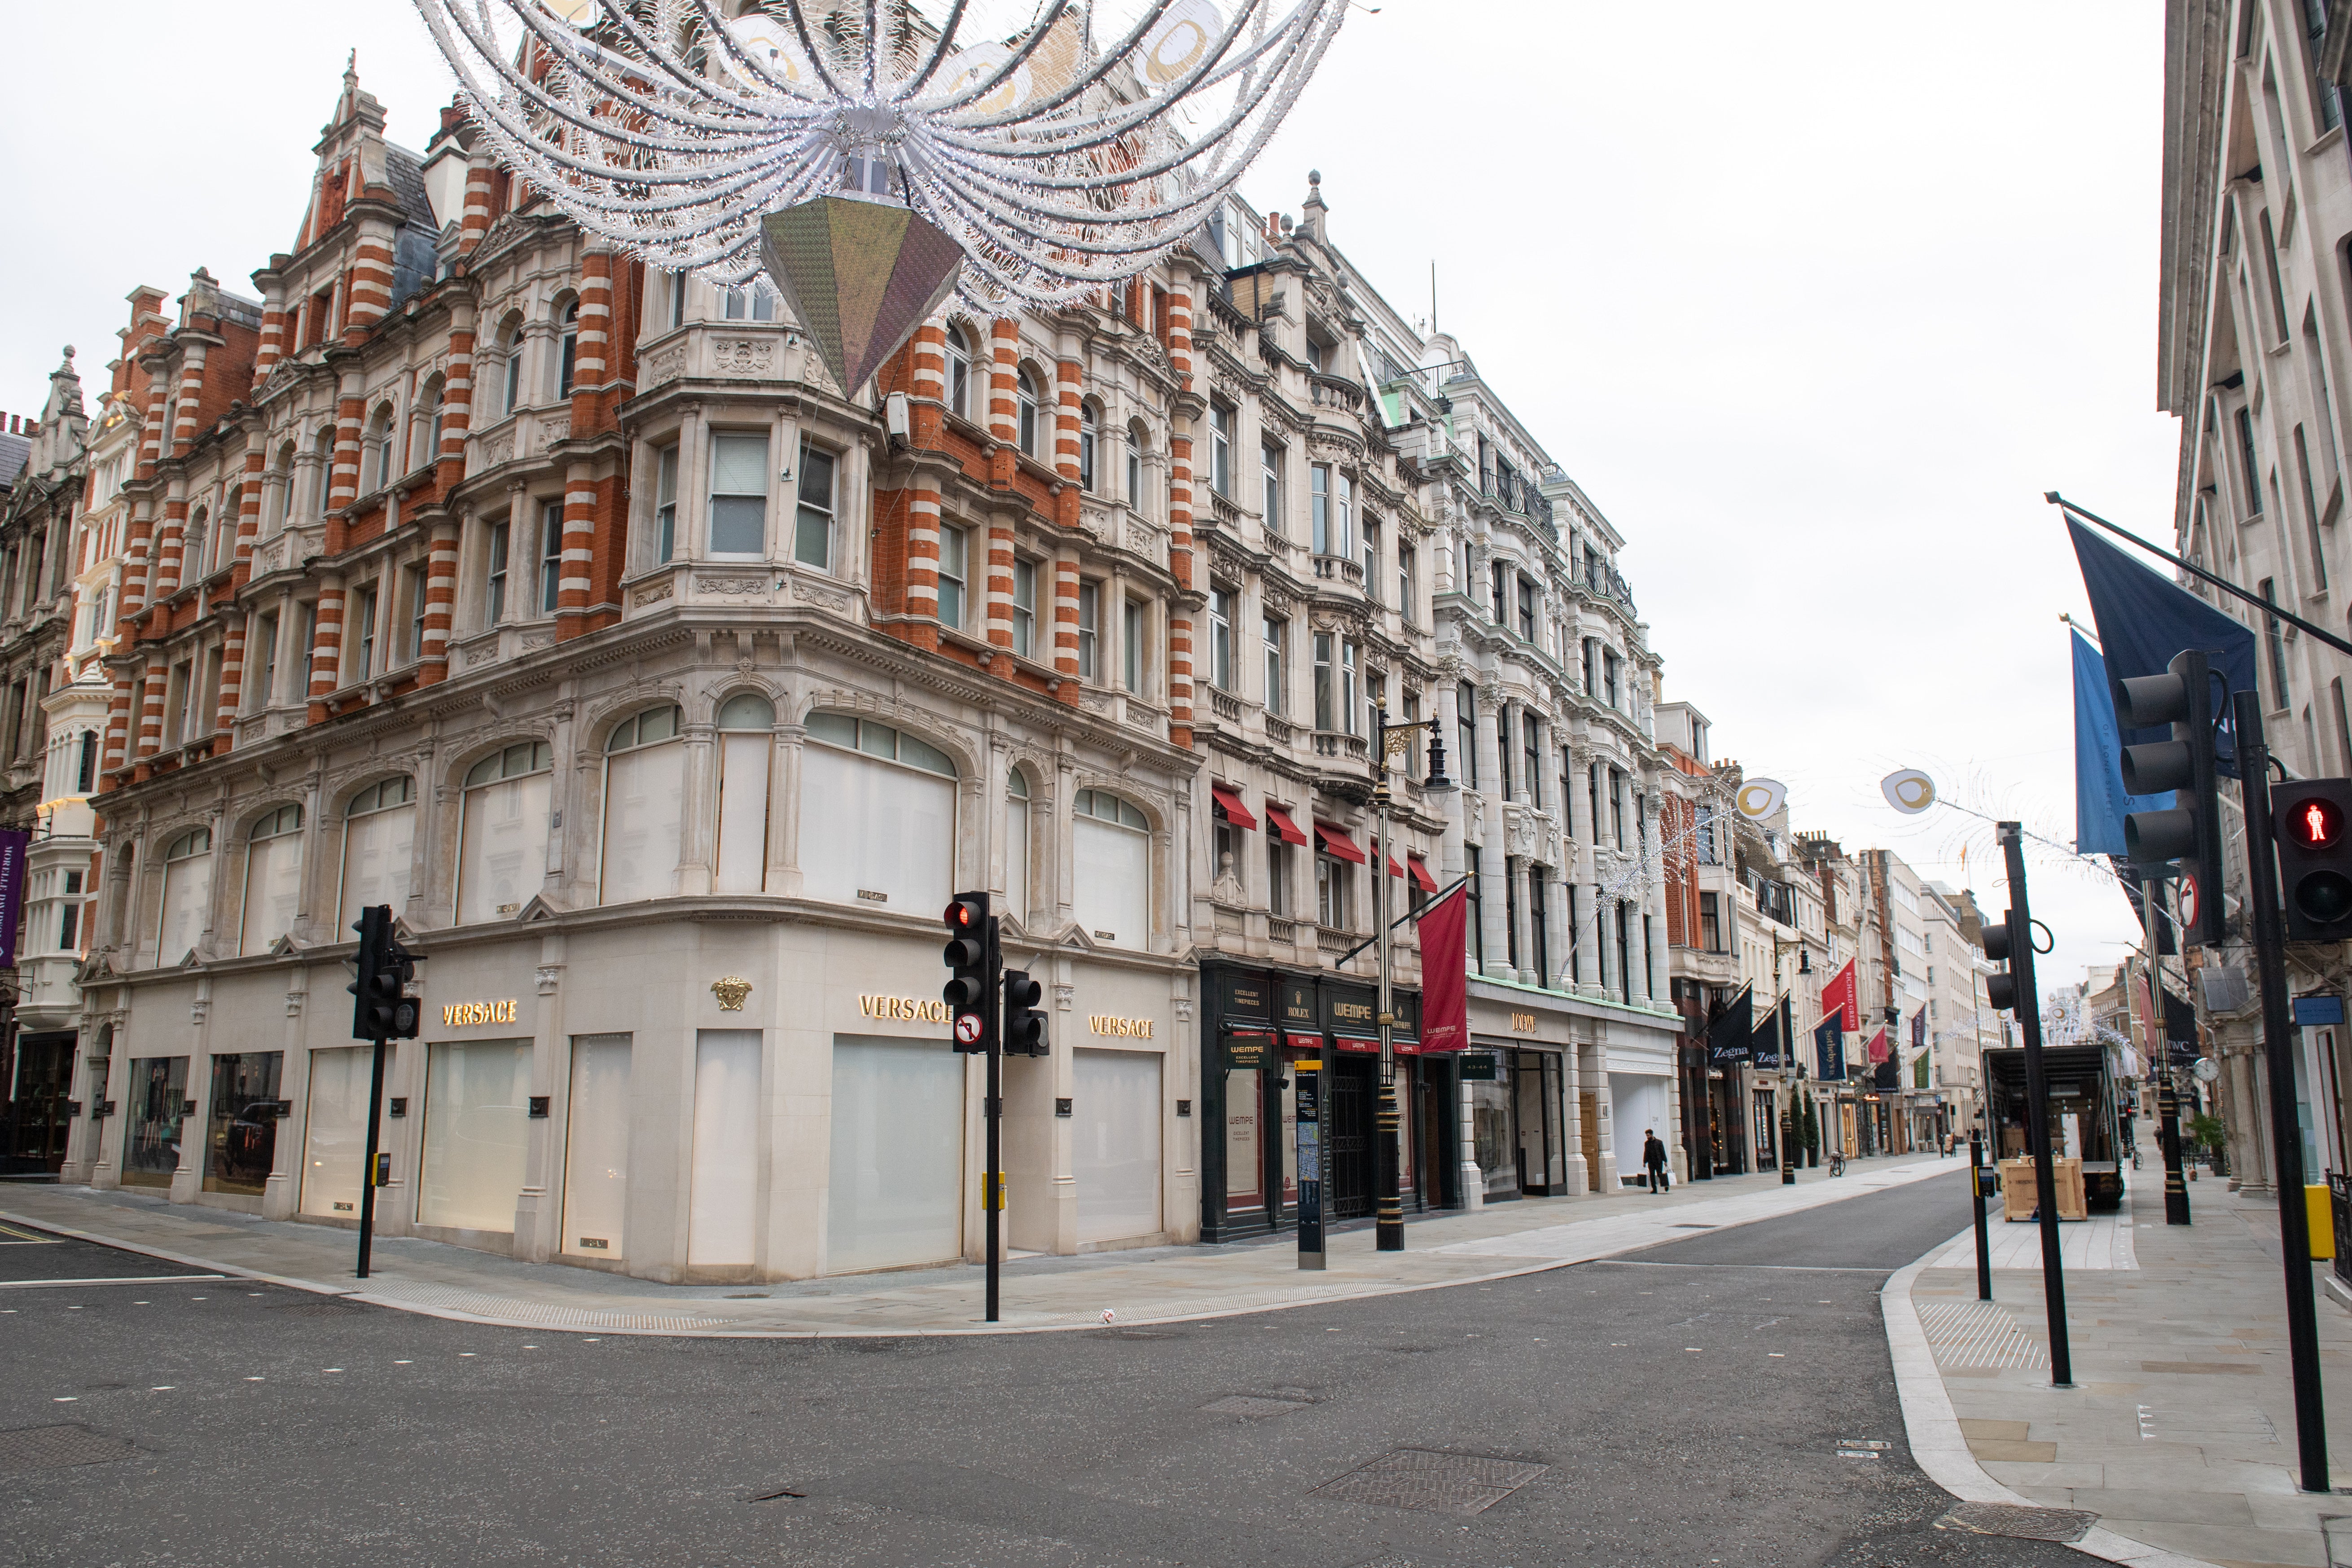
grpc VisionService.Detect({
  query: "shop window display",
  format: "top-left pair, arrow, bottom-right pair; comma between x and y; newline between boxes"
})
122,1056 -> 189,1189
204,1052 -> 285,1195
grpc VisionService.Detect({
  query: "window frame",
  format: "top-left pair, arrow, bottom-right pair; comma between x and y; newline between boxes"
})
938,524 -> 969,630
538,501 -> 563,615
794,438 -> 837,571
709,430 -> 772,562
1017,367 -> 1042,457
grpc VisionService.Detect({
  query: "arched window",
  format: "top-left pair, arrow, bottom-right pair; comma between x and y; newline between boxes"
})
1127,420 -> 1147,510
600,705 -> 684,905
339,776 -> 415,931
800,712 -> 955,913
184,507 -> 209,586
155,826 -> 213,965
714,693 -> 774,893
312,427 -> 336,519
945,325 -> 972,420
239,804 -> 304,956
457,740 -> 553,925
1005,767 -> 1031,924
366,404 -> 396,493
1072,789 -> 1149,949
418,373 -> 447,470
1017,367 -> 1041,457
269,442 -> 297,533
501,318 -> 525,415
1079,401 -> 1099,491
557,301 -> 580,398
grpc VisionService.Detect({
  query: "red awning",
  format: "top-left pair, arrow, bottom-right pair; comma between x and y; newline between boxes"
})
1331,1035 -> 1382,1054
1283,1032 -> 1325,1054
1210,783 -> 1257,830
1263,804 -> 1308,846
1314,822 -> 1366,864
1408,855 -> 1439,893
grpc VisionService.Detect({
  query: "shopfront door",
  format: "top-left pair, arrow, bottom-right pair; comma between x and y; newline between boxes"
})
1329,1057 -> 1375,1219
1513,1051 -> 1564,1195
122,1056 -> 189,1189
6,1032 -> 75,1173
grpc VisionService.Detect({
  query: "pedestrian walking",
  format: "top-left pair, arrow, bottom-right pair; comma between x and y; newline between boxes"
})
1641,1129 -> 1669,1193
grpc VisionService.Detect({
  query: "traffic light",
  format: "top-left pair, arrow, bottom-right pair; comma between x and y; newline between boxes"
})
347,905 -> 422,1041
1002,969 -> 1046,1056
2117,649 -> 2226,946
943,892 -> 992,1053
1983,909 -> 2018,1012
2273,779 -> 2352,941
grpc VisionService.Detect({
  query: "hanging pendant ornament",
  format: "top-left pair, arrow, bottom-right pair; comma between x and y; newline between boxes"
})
1880,768 -> 1937,815
413,0 -> 1352,393
1734,778 -> 1787,821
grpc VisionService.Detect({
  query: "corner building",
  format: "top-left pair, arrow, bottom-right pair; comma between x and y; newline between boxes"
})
58,69 -> 1207,1280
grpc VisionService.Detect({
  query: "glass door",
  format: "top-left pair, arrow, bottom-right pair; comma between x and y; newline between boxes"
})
122,1057 -> 189,1189
204,1052 -> 285,1195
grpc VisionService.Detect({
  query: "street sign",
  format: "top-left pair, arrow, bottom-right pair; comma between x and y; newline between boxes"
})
954,1011 -> 983,1047
2177,872 -> 2199,932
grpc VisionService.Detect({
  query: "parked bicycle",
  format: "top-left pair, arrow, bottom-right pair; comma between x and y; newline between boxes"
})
1828,1151 -> 1847,1177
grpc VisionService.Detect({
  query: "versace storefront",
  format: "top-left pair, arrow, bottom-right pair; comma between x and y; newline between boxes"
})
1197,960 -> 1457,1243
66,914 -> 1193,1282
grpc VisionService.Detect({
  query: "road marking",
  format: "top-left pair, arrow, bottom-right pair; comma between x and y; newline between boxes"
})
0,1274 -> 227,1290
1601,1261 -> 1885,1273
0,1223 -> 61,1244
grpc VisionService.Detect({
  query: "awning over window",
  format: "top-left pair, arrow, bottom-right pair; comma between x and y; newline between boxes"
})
1209,783 -> 1257,830
1313,822 -> 1366,864
1370,848 -> 1404,878
1263,804 -> 1309,846
1408,855 -> 1439,893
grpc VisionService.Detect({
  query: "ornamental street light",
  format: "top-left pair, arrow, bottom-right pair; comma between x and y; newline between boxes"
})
1369,698 -> 1451,1253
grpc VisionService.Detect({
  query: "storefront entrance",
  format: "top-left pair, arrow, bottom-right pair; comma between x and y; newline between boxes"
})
122,1056 -> 189,1189
5,1031 -> 77,1174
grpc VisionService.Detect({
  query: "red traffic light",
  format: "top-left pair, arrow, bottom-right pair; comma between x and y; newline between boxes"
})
2287,795 -> 2344,850
944,894 -> 987,930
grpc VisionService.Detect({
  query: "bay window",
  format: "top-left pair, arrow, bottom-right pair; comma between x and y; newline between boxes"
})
795,439 -> 836,569
709,432 -> 768,559
654,443 -> 678,564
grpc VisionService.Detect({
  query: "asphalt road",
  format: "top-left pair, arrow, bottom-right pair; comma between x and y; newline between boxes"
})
0,1170 -> 2093,1568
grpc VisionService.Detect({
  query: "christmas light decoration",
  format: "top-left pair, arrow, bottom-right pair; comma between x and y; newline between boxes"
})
413,0 -> 1347,384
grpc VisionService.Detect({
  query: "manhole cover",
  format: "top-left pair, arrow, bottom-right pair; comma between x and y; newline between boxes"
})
0,1424 -> 138,1472
1936,1502 -> 2099,1543
1310,1448 -> 1549,1515
1200,1395 -> 1309,1419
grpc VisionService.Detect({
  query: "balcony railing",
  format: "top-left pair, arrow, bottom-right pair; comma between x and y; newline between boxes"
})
1210,688 -> 1242,722
1268,917 -> 1298,945
1312,554 -> 1365,586
1264,713 -> 1295,746
1313,731 -> 1369,761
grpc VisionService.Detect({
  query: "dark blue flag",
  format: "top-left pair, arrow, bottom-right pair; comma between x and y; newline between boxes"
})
2074,630 -> 2172,855
1708,984 -> 1753,1067
1814,1017 -> 1846,1081
1750,998 -> 1787,1071
2067,520 -> 2257,775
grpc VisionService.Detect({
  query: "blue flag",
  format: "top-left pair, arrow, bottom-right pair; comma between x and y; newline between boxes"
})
1813,1017 -> 1845,1081
2076,628 -> 2172,854
2067,519 -> 2257,774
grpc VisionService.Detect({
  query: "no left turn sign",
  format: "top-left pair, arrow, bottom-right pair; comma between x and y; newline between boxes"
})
955,1011 -> 983,1046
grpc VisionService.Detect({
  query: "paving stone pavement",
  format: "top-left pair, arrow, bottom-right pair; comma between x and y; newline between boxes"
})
0,1150 -> 1961,1336
1904,1181 -> 2352,1568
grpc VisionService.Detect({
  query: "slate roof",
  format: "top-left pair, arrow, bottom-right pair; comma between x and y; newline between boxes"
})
0,431 -> 31,491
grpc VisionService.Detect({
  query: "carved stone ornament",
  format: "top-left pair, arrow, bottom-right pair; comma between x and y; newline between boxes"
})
541,415 -> 571,445
643,345 -> 686,387
483,433 -> 516,469
632,580 -> 675,607
696,575 -> 771,597
711,976 -> 754,1011
711,338 -> 776,376
788,575 -> 854,612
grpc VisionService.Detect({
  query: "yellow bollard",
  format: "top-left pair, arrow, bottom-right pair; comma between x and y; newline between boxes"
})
2308,1184 -> 2336,1260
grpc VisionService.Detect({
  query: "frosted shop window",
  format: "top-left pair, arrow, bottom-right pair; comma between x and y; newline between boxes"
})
1072,789 -> 1149,950
154,826 -> 213,967
713,693 -> 774,894
1017,366 -> 1042,457
600,704 -> 685,905
339,775 -> 416,931
945,325 -> 974,420
456,741 -> 554,926
237,803 -> 305,957
1004,767 -> 1031,924
417,1037 -> 531,1234
708,432 -> 768,561
800,712 -> 955,914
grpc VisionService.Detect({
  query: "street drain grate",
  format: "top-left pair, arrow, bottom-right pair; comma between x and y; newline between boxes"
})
1309,1448 -> 1549,1515
0,1424 -> 138,1472
1200,1395 -> 1309,1419
1935,1502 -> 2099,1543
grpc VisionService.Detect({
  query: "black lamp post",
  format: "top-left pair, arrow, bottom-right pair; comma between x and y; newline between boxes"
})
1370,701 -> 1452,1252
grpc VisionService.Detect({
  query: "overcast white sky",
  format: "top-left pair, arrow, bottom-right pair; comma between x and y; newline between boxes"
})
0,0 -> 2169,994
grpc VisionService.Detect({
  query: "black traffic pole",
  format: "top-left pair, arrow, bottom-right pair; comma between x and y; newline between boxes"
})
1969,1127 -> 1993,1302
2158,1069 -> 2192,1225
1997,821 -> 2073,1388
985,914 -> 1002,1326
355,1036 -> 388,1280
2229,691 -> 2330,1493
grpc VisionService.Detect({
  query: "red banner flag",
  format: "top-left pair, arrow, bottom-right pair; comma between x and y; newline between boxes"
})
1819,958 -> 1858,1031
1865,1028 -> 1890,1064
1416,884 -> 1470,1053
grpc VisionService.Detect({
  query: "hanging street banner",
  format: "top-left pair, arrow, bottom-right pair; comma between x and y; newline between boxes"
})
2073,630 -> 2173,855
1749,997 -> 1788,1071
1814,1018 -> 1847,1081
1865,1027 -> 1891,1064
1819,959 -> 1858,1031
1708,984 -> 1755,1067
1415,884 -> 1469,1053
0,828 -> 30,971
2067,519 -> 2258,775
